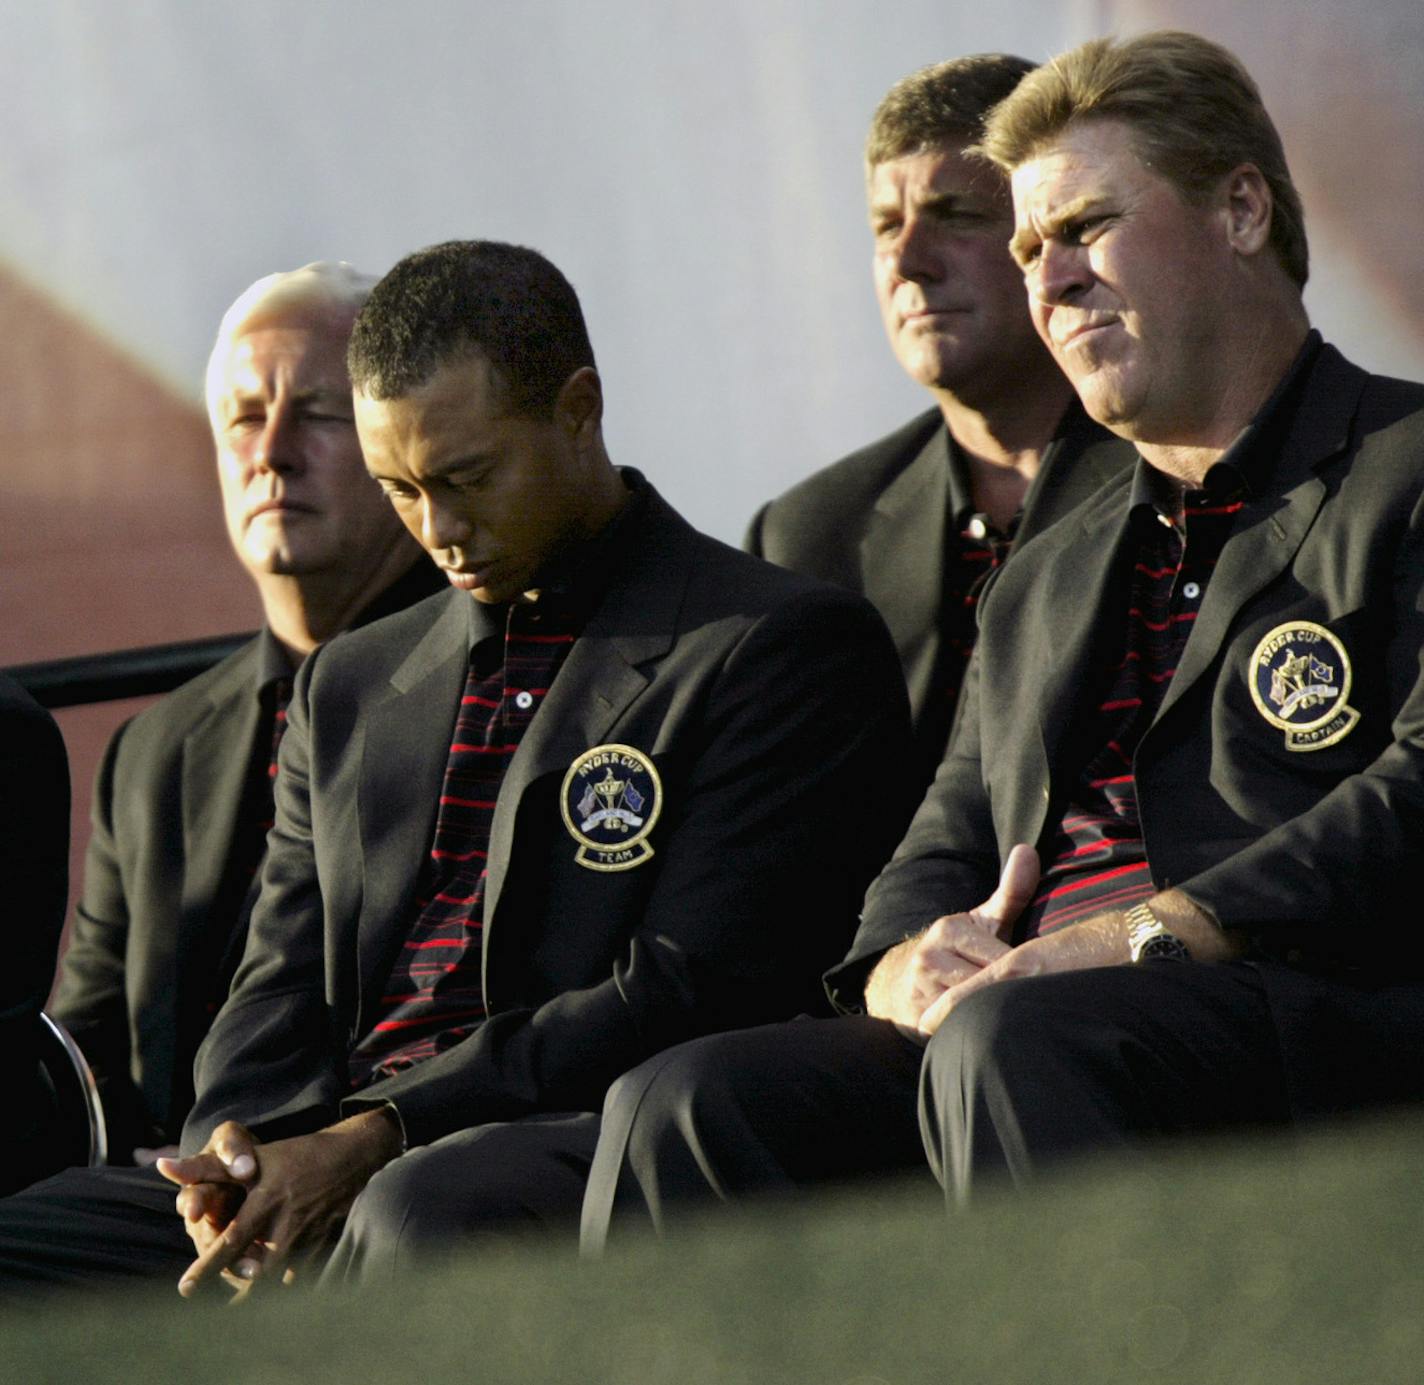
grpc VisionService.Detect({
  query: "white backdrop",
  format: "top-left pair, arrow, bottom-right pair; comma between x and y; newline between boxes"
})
6,0 -> 1419,547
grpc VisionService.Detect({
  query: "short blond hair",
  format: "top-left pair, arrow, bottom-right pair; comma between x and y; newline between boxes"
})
978,31 -> 1308,288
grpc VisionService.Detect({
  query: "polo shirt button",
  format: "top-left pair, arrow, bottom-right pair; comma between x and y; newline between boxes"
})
514,690 -> 534,710
1183,582 -> 1201,599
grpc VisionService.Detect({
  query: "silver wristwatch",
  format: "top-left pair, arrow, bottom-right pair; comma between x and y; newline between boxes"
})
1125,902 -> 1191,963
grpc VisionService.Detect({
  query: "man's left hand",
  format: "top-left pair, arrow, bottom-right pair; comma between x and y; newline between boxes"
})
916,888 -> 1232,1036
159,1108 -> 403,1299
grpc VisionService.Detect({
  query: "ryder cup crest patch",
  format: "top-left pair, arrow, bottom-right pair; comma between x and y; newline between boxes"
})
561,744 -> 663,871
1249,621 -> 1360,751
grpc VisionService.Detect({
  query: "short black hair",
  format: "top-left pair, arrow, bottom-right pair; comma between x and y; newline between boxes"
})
347,240 -> 597,416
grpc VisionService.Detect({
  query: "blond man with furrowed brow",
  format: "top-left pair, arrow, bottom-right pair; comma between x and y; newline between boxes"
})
582,32 -> 1424,1242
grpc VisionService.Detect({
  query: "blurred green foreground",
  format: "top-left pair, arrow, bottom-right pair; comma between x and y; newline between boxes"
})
3,1110 -> 1422,1385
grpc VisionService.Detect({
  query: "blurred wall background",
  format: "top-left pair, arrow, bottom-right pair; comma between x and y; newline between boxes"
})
2,0 -> 1420,973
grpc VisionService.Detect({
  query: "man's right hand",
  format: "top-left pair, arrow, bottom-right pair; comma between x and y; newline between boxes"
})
863,844 -> 1040,1032
158,1121 -> 263,1285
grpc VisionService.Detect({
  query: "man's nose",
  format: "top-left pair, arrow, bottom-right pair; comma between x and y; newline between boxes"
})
889,214 -> 942,284
1028,239 -> 1090,306
420,494 -> 473,554
252,410 -> 301,475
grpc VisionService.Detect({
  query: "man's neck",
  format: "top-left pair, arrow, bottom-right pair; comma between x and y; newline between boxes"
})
576,452 -> 633,543
935,373 -> 1077,533
257,539 -> 421,660
1136,307 -> 1312,488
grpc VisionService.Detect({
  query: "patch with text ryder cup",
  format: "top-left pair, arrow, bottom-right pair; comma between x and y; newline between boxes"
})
561,744 -> 663,872
1249,621 -> 1359,751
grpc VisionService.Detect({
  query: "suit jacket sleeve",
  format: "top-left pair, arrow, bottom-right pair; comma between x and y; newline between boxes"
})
188,586 -> 914,1151
0,677 -> 69,1024
184,662 -> 346,1150
824,647 -> 1000,1011
48,719 -> 154,1147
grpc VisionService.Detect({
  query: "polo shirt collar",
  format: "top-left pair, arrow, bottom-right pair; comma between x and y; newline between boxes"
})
1128,329 -> 1323,536
464,467 -> 650,657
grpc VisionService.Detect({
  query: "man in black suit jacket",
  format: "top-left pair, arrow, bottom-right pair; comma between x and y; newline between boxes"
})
49,264 -> 442,1165
580,32 -> 1424,1241
0,242 -> 910,1295
746,55 -> 1132,787
1,673 -> 70,1196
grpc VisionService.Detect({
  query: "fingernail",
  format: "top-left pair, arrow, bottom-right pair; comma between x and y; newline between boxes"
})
234,1259 -> 259,1280
178,1278 -> 195,1298
226,1154 -> 256,1179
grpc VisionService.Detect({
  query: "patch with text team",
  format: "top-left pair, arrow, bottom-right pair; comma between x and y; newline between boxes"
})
561,743 -> 663,872
1249,621 -> 1359,751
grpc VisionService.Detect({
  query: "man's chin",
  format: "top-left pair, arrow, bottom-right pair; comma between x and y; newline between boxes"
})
1059,359 -> 1138,429
239,542 -> 329,579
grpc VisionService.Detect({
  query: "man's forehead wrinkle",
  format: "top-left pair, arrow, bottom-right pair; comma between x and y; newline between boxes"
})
225,333 -> 351,387
1011,178 -> 1102,243
1040,192 -> 1097,231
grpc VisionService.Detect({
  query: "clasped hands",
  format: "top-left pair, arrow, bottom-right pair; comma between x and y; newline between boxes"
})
864,843 -> 1139,1038
156,1108 -> 402,1300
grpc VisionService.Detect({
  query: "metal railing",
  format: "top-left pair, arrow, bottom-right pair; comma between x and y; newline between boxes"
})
4,632 -> 257,709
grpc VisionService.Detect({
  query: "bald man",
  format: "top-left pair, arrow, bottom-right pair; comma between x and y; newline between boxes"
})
50,264 -> 443,1165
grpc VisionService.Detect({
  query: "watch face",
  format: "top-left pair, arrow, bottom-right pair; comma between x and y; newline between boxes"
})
1138,932 -> 1190,962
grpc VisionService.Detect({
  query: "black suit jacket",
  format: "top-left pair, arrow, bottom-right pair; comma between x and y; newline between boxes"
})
185,479 -> 914,1152
832,343 -> 1424,1117
50,559 -> 444,1154
1,673 -> 71,1194
0,673 -> 69,1027
745,405 -> 1132,785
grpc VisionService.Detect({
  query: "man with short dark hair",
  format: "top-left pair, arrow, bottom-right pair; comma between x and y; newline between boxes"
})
0,241 -> 910,1293
747,55 -> 1130,788
49,263 -> 443,1165
580,31 -> 1424,1239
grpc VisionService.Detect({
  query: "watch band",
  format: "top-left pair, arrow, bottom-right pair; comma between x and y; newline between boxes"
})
1125,902 -> 1192,963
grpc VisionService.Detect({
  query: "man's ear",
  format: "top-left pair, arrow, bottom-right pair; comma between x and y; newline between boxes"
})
1220,163 -> 1273,259
555,367 -> 603,440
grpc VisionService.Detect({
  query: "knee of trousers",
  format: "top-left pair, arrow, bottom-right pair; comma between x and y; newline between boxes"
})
922,976 -> 1090,1101
607,1037 -> 754,1170
341,1136 -> 515,1255
341,1147 -> 441,1252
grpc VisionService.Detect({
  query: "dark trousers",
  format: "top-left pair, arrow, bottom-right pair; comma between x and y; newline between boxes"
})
323,1113 -> 599,1285
580,1015 -> 932,1251
580,963 -> 1306,1249
0,1113 -> 600,1296
918,961 -> 1290,1204
0,1163 -> 191,1294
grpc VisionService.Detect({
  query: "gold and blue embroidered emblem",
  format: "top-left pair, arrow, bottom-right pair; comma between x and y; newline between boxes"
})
1249,621 -> 1359,751
561,743 -> 663,871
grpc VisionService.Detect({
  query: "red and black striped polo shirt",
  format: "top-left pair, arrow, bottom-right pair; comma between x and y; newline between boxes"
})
345,477 -> 645,1088
345,596 -> 583,1086
1017,334 -> 1323,938
1019,467 -> 1246,938
942,435 -> 1025,720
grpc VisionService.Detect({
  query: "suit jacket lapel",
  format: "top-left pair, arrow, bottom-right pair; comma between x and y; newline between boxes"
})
179,659 -> 261,947
171,655 -> 261,1111
861,426 -> 950,719
1017,409 -> 1134,545
483,492 -> 688,929
1155,347 -> 1363,724
1030,485 -> 1138,779
355,591 -> 469,1017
